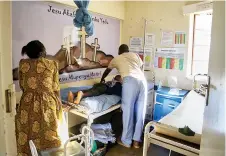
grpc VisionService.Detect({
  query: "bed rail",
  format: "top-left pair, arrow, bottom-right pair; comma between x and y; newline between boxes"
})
143,121 -> 200,156
64,125 -> 94,156
193,74 -> 210,106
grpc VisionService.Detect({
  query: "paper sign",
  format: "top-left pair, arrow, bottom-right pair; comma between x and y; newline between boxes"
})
155,48 -> 185,59
130,37 -> 143,47
145,33 -> 155,47
129,46 -> 153,54
144,47 -> 154,70
174,31 -> 186,47
155,48 -> 185,70
129,47 -> 154,70
161,31 -> 174,47
154,57 -> 158,68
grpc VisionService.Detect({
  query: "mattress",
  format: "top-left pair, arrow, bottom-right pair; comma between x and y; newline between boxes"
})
155,90 -> 206,144
61,86 -> 121,114
60,82 -> 154,114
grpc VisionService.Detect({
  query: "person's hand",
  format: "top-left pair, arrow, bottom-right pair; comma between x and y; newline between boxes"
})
100,79 -> 105,83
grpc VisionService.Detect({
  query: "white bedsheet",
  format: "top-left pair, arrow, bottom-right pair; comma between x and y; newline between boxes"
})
160,90 -> 206,135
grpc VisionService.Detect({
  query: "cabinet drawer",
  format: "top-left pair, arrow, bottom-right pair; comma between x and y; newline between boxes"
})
162,99 -> 180,116
156,94 -> 182,104
153,103 -> 163,121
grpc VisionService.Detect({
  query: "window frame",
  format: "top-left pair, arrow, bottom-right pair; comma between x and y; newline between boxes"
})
186,11 -> 212,80
191,14 -> 197,75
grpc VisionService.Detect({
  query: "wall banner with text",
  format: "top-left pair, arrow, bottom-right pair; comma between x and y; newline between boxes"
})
12,1 -> 120,90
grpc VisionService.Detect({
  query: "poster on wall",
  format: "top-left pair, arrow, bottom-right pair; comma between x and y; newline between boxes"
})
129,47 -> 144,59
12,1 -> 120,90
129,37 -> 143,48
154,48 -> 185,70
129,47 -> 153,70
144,47 -> 154,70
174,31 -> 186,47
161,31 -> 174,47
145,33 -> 155,47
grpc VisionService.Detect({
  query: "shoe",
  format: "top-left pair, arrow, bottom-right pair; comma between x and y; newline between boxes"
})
133,141 -> 140,149
117,139 -> 131,148
178,126 -> 195,136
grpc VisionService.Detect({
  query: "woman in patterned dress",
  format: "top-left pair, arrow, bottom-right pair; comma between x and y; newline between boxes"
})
15,40 -> 68,156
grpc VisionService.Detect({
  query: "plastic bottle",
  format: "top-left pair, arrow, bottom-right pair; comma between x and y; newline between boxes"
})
91,140 -> 97,153
158,80 -> 162,89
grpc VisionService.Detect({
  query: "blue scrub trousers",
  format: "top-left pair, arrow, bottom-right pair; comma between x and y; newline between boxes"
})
121,76 -> 147,146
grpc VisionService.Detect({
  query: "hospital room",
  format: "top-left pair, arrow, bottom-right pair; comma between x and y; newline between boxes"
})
0,1 -> 225,156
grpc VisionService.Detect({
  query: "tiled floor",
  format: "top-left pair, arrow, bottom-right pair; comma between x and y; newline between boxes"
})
106,144 -> 184,156
106,145 -> 143,156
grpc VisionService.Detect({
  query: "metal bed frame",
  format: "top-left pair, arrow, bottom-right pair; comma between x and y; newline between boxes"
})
143,74 -> 210,156
63,100 -> 121,156
143,122 -> 200,156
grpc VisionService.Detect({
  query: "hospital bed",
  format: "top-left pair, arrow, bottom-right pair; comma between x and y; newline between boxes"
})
29,126 -> 94,156
60,86 -> 121,127
60,85 -> 122,155
60,82 -> 154,127
60,82 -> 154,154
143,74 -> 210,156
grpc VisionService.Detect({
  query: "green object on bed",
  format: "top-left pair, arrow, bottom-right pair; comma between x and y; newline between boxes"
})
178,126 -> 195,136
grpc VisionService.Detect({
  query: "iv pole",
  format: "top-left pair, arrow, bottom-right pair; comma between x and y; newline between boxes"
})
142,18 -> 156,121
142,19 -> 147,73
142,18 -> 155,82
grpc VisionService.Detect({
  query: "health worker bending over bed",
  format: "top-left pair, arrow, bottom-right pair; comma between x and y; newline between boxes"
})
101,44 -> 147,148
67,75 -> 122,104
16,40 -> 68,155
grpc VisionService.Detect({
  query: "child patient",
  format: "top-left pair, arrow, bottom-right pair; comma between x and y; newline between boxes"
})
68,75 -> 122,104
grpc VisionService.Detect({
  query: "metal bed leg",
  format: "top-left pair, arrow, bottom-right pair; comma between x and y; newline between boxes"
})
64,126 -> 94,156
84,126 -> 94,156
85,116 -> 94,156
143,133 -> 149,156
64,134 -> 84,156
143,121 -> 155,156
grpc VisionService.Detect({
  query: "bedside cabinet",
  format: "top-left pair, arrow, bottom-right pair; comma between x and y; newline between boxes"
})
153,86 -> 189,121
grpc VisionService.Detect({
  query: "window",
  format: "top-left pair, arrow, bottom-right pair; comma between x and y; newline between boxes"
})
189,13 -> 212,76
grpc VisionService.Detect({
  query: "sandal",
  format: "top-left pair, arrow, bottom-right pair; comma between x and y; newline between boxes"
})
133,141 -> 140,149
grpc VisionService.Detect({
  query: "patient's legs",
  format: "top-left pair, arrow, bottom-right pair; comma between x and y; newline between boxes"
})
68,91 -> 86,104
74,91 -> 84,104
67,83 -> 108,104
68,91 -> 76,103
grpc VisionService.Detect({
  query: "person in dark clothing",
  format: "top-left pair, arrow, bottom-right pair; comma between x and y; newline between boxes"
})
68,75 -> 122,104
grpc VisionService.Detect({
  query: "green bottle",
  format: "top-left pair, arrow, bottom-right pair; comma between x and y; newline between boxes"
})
91,140 -> 97,153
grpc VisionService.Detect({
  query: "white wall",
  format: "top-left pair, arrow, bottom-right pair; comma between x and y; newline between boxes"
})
52,0 -> 125,20
200,1 -> 225,156
122,1 -> 193,90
